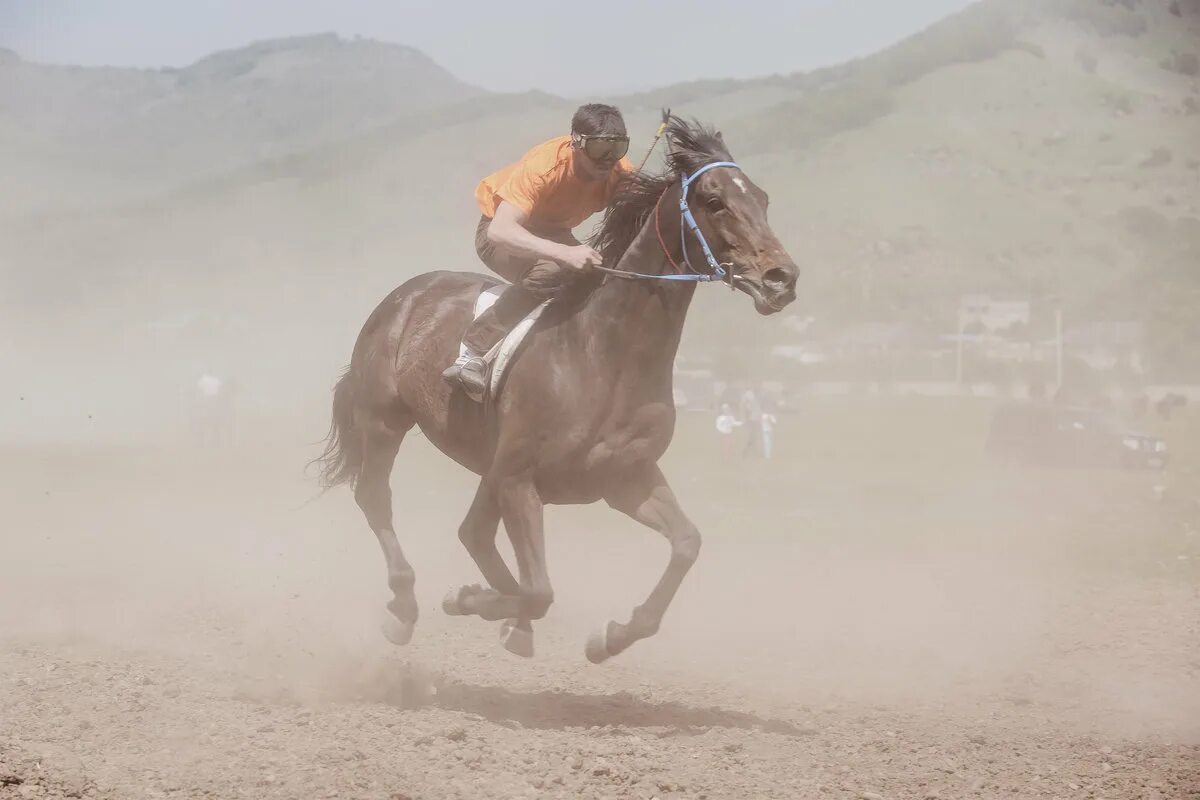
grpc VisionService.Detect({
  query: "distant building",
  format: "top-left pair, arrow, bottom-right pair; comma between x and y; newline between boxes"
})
1063,321 -> 1143,372
771,322 -> 915,364
828,322 -> 913,358
958,294 -> 1030,334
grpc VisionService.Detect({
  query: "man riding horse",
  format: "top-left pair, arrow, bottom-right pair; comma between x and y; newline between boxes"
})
318,114 -> 798,661
442,103 -> 634,399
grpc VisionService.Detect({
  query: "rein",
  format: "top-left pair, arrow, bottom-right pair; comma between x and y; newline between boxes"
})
593,161 -> 742,284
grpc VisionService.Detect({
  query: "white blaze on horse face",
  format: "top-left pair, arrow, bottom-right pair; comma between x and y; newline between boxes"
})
732,176 -> 748,195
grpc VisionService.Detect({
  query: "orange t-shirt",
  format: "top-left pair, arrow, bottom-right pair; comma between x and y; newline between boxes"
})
475,136 -> 633,230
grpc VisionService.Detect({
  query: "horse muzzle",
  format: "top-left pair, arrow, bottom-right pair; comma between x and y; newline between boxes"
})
732,265 -> 798,315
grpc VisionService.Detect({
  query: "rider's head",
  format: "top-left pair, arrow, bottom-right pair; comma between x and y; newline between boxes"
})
570,103 -> 629,182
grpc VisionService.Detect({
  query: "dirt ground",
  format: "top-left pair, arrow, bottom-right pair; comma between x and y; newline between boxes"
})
2,409 -> 1199,800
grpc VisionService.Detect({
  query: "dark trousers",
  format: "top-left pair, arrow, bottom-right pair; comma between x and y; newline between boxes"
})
462,216 -> 580,355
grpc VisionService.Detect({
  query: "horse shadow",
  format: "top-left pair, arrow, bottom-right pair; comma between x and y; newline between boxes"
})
368,664 -> 813,737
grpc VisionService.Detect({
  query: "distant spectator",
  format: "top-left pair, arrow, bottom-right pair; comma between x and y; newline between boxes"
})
760,405 -> 778,460
195,372 -> 235,446
715,403 -> 742,457
197,373 -> 222,400
1131,394 -> 1149,418
1156,393 -> 1187,421
739,386 -> 762,457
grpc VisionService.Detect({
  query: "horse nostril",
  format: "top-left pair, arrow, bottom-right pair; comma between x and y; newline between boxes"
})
762,267 -> 793,288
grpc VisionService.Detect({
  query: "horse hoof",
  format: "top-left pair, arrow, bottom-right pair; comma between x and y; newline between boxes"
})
442,585 -> 477,616
381,615 -> 415,646
499,619 -> 534,658
585,623 -> 613,664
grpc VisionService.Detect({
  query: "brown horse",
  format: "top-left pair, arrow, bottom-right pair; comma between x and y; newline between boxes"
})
315,117 -> 798,662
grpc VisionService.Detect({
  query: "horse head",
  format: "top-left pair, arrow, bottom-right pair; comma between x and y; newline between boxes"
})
665,117 -> 799,315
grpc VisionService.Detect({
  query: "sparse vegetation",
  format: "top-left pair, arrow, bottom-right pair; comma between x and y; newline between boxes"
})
1011,40 -> 1046,59
740,80 -> 895,152
1118,205 -> 1171,240
1102,89 -> 1136,115
734,1 -> 1040,154
1075,45 -> 1099,74
1139,146 -> 1174,168
1059,0 -> 1149,37
1160,51 -> 1200,77
829,2 -> 1024,90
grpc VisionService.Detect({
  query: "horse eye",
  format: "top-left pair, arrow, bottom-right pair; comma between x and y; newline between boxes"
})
706,196 -> 725,212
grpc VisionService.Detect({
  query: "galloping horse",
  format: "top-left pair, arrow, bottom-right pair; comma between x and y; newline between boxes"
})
316,117 -> 798,662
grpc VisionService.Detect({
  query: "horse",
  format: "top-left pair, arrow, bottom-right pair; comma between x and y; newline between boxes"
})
315,117 -> 798,662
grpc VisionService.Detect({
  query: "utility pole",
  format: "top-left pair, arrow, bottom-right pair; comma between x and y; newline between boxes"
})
1054,304 -> 1064,392
956,312 -> 965,385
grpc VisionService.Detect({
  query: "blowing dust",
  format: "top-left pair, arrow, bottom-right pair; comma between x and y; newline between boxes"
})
4,5 -> 1200,794
1,384 -> 1198,797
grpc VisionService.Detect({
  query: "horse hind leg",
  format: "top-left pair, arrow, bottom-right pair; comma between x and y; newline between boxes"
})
496,476 -> 552,658
354,416 -> 418,645
444,478 -> 520,617
444,478 -> 541,658
443,475 -> 550,659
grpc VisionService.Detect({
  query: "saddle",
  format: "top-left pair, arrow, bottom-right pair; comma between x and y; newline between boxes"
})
473,285 -> 549,399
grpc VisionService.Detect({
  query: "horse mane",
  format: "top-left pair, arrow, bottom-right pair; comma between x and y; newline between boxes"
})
588,115 -> 733,268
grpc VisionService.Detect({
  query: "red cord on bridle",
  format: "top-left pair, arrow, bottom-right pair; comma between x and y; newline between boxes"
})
654,189 -> 685,276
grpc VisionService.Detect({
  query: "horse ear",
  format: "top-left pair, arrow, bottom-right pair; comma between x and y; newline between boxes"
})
715,130 -> 724,142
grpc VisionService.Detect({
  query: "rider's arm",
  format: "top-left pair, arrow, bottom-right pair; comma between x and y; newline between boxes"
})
486,202 -> 574,265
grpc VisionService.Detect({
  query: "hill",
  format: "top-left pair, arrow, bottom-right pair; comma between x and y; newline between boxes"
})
3,0 -> 1199,427
0,33 -> 485,215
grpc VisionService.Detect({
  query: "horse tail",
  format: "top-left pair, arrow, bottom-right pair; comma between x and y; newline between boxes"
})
313,367 -> 363,491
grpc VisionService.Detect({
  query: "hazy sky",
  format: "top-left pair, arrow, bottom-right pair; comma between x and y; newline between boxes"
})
1,0 -> 978,95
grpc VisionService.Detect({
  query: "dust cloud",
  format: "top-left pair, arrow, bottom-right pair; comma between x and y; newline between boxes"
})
3,5 -> 1200,799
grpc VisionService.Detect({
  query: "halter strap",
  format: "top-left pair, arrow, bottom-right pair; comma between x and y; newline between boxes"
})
599,161 -> 741,283
679,161 -> 740,279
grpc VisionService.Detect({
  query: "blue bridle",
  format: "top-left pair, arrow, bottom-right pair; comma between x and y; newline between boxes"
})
598,161 -> 742,283
676,160 -> 741,282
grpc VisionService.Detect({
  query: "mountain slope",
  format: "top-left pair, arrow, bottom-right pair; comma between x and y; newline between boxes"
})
3,0 -> 1199,379
0,34 -> 485,212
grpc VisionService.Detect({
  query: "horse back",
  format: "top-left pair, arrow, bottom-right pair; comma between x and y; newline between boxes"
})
350,270 -> 501,474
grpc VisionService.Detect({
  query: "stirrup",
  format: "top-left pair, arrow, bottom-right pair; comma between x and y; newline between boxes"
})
443,357 -> 488,402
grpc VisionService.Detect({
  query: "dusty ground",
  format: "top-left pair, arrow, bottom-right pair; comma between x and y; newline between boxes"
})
2,407 -> 1199,799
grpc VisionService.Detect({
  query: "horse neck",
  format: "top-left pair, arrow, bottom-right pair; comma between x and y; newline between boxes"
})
574,186 -> 697,376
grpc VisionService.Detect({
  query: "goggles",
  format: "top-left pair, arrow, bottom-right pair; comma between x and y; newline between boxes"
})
576,134 -> 630,161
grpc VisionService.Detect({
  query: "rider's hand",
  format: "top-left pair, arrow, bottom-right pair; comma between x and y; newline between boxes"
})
559,245 -> 603,273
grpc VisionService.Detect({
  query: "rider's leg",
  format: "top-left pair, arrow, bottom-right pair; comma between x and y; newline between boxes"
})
442,217 -> 528,395
461,282 -> 545,355
444,218 -> 578,396
464,219 -> 579,354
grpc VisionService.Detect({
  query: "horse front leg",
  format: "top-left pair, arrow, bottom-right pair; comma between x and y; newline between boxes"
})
589,465 -> 701,663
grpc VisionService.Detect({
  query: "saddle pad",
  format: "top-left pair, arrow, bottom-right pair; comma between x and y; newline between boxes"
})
471,285 -> 549,398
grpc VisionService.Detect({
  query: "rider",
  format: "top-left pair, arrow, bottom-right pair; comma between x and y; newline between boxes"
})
442,103 -> 635,398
